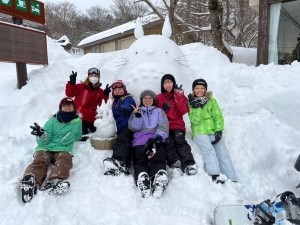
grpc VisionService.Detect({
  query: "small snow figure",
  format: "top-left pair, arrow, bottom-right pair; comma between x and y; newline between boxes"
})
94,100 -> 116,138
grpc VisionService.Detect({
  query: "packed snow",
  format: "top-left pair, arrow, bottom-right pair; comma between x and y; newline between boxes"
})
0,34 -> 300,225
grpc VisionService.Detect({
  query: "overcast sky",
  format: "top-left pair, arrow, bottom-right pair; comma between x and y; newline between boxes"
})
41,0 -> 112,11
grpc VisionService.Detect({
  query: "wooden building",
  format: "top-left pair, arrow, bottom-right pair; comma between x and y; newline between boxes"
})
77,14 -> 194,54
249,0 -> 300,66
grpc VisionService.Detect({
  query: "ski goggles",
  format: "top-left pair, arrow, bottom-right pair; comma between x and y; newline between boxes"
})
112,82 -> 125,90
88,68 -> 100,76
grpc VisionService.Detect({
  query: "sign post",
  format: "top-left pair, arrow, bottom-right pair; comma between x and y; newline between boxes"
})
0,0 -> 46,89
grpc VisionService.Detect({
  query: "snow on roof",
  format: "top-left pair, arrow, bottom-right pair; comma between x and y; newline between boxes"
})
78,14 -> 161,47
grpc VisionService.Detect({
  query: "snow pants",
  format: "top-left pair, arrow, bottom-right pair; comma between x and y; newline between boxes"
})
24,151 -> 73,188
132,145 -> 166,183
112,128 -> 133,167
193,134 -> 237,181
164,129 -> 196,169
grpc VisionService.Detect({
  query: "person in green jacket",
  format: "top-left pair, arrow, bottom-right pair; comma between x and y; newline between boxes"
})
20,97 -> 82,203
188,79 -> 236,183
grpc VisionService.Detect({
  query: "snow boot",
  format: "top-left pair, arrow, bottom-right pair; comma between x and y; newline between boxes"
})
104,169 -> 119,176
20,173 -> 37,203
41,179 -> 70,195
211,175 -> 225,184
170,160 -> 183,177
103,157 -> 130,175
184,164 -> 197,176
152,170 -> 168,198
137,172 -> 151,198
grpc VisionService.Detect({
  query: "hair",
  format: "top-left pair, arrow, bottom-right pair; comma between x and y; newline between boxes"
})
161,74 -> 176,93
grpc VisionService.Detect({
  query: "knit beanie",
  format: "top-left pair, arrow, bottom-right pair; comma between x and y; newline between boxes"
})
161,74 -> 176,93
192,79 -> 207,90
140,89 -> 156,100
59,97 -> 75,109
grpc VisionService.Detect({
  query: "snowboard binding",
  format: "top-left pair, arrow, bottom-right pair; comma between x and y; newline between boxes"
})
254,199 -> 275,225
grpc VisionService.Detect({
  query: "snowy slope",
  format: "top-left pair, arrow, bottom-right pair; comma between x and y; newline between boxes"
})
0,36 -> 300,225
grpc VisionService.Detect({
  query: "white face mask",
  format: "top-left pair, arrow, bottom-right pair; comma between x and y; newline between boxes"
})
89,77 -> 98,84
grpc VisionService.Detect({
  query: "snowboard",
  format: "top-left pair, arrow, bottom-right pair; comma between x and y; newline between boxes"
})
213,199 -> 300,225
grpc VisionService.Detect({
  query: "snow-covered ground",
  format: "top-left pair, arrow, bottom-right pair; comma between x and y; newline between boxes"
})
0,36 -> 300,225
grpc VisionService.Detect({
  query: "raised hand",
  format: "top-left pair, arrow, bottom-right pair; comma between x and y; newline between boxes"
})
30,122 -> 46,139
69,71 -> 77,85
132,104 -> 141,117
175,84 -> 183,90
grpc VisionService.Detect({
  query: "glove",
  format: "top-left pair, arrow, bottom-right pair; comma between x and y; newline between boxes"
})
79,136 -> 89,142
211,131 -> 222,145
174,84 -> 183,90
103,84 -> 111,96
188,93 -> 200,108
30,122 -> 46,139
163,102 -> 170,112
143,138 -> 156,158
120,108 -> 131,116
153,135 -> 163,149
69,71 -> 77,85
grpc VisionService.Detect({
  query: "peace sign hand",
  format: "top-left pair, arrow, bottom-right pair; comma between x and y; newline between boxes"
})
131,105 -> 142,118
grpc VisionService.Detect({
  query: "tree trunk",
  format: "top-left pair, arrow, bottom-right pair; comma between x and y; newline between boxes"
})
208,0 -> 233,62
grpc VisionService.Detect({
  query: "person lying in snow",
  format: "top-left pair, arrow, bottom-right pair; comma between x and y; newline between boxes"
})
103,80 -> 136,176
20,97 -> 82,203
128,89 -> 169,198
156,74 -> 197,176
65,67 -> 110,140
188,79 -> 237,183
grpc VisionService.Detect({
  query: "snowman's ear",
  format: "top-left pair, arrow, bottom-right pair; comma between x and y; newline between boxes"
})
162,15 -> 172,38
134,17 -> 144,39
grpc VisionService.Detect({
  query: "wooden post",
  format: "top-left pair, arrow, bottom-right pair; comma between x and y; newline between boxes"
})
12,17 -> 28,89
256,0 -> 269,66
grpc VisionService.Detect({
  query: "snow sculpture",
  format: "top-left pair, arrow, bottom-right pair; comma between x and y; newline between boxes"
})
93,99 -> 116,138
113,15 -> 195,102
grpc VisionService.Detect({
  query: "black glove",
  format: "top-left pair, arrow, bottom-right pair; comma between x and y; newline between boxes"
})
163,102 -> 170,112
103,84 -> 111,96
143,138 -> 156,158
153,135 -> 163,149
79,136 -> 89,142
30,122 -> 46,139
188,93 -> 200,108
120,108 -> 131,116
69,71 -> 77,85
134,110 -> 142,118
211,131 -> 222,145
175,84 -> 183,90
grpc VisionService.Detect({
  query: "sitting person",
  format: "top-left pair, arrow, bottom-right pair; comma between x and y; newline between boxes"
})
103,80 -> 136,176
20,97 -> 82,203
156,74 -> 197,176
128,89 -> 169,198
65,68 -> 110,138
188,79 -> 237,183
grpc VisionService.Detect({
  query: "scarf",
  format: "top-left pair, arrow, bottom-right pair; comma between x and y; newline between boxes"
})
189,95 -> 207,108
57,110 -> 78,123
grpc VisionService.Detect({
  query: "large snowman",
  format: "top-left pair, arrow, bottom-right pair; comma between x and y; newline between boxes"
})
113,16 -> 195,102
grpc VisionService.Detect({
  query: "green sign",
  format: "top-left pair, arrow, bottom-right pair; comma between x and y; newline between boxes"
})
30,1 -> 40,16
16,0 -> 27,11
0,0 -> 12,7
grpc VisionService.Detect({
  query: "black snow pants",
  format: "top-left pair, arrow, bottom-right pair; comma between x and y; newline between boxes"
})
112,128 -> 133,167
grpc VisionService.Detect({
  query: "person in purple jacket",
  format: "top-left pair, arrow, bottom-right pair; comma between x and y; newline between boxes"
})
128,89 -> 169,198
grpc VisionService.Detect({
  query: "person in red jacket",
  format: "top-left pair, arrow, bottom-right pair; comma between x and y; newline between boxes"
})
65,67 -> 110,137
156,74 -> 197,176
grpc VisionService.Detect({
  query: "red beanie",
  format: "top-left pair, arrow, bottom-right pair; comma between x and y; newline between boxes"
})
59,97 -> 75,109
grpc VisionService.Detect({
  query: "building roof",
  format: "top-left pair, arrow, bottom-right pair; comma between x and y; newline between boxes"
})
78,14 -> 162,48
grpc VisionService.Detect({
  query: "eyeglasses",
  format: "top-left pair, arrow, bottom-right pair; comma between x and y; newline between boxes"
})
62,104 -> 74,109
88,68 -> 100,75
112,82 -> 125,90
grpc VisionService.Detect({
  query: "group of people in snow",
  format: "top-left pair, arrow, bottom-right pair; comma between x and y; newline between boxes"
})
19,67 -> 236,203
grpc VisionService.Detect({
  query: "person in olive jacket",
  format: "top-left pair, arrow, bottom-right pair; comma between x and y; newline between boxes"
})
188,79 -> 237,183
20,97 -> 82,203
65,67 -> 110,137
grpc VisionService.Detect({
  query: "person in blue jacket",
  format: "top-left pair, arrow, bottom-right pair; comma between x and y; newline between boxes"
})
103,80 -> 136,176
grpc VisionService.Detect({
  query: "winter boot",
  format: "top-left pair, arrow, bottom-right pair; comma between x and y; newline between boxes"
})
103,157 -> 130,175
104,169 -> 120,176
137,172 -> 151,198
41,179 -> 70,195
170,160 -> 183,177
211,175 -> 225,184
184,164 -> 197,176
152,170 -> 168,198
20,173 -> 37,203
